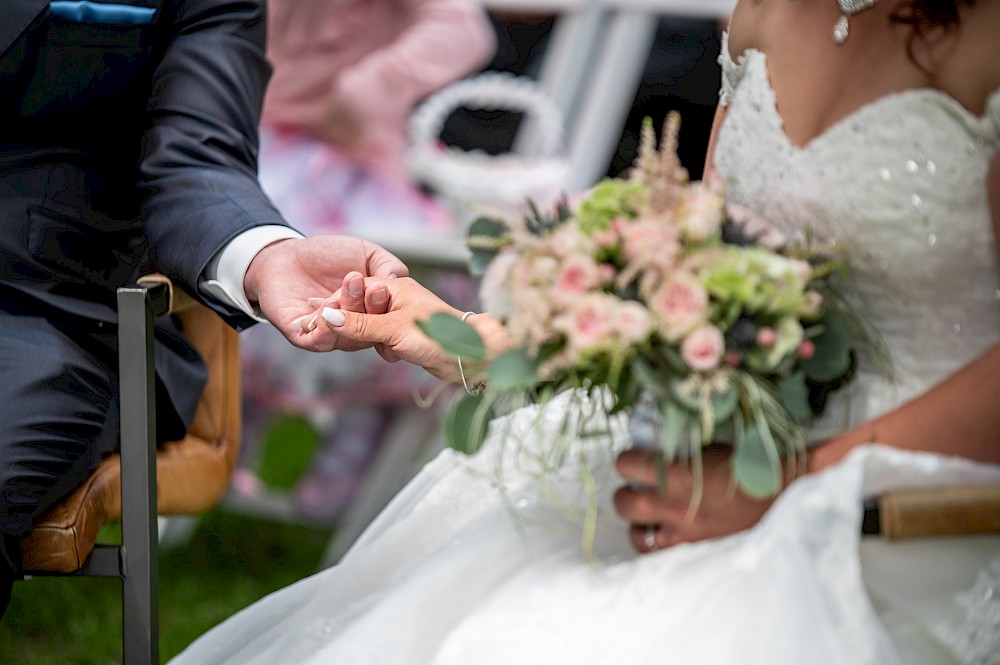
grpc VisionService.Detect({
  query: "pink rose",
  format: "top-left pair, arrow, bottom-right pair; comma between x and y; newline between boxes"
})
615,300 -> 652,344
555,255 -> 602,295
559,293 -> 616,352
620,218 -> 677,266
648,272 -> 708,342
681,325 -> 726,373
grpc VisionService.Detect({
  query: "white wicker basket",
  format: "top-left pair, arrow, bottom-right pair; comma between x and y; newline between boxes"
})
408,72 -> 569,218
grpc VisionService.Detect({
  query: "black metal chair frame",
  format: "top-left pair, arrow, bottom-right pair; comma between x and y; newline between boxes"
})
28,283 -> 170,664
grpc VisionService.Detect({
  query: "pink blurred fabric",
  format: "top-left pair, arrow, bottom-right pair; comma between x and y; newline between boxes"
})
264,0 -> 497,182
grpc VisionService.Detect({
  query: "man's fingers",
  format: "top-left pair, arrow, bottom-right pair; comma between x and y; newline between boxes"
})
339,272 -> 366,313
296,312 -> 321,333
368,247 -> 408,281
365,281 -> 389,315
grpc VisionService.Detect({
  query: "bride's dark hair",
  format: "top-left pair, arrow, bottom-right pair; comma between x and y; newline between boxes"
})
889,0 -> 975,67
889,0 -> 975,30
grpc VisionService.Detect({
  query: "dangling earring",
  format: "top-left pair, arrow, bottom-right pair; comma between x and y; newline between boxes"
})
833,0 -> 878,44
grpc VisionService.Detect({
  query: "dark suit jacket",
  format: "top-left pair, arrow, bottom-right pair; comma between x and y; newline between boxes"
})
0,0 -> 289,435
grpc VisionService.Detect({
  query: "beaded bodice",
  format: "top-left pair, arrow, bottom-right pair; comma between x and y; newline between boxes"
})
713,35 -> 1000,425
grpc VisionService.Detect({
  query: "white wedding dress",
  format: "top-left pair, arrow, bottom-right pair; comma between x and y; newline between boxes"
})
170,37 -> 1000,665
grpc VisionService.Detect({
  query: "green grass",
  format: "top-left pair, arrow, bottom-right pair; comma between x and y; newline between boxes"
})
0,415 -> 331,664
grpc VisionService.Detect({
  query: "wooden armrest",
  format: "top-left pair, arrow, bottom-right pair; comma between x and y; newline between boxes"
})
136,273 -> 197,314
868,484 -> 1000,540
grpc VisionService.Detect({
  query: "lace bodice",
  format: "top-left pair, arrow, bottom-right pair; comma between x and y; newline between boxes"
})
713,35 -> 1000,425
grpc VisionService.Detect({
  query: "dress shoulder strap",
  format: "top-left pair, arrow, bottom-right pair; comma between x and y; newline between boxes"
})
717,31 -> 747,106
985,86 -> 1000,141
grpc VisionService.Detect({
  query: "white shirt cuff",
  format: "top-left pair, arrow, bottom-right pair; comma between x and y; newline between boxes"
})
201,225 -> 304,321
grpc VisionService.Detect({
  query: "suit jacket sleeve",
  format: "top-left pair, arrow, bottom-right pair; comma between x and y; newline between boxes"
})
139,0 -> 289,328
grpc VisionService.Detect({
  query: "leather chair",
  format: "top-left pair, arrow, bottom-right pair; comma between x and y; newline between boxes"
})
18,275 -> 241,665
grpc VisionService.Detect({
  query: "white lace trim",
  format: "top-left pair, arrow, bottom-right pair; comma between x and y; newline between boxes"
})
717,31 -> 743,105
931,555 -> 1000,665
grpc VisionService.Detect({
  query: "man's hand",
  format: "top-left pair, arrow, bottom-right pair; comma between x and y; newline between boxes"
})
613,445 -> 789,552
243,235 -> 407,352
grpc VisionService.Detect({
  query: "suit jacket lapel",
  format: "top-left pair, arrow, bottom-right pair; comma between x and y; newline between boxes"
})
1,0 -> 49,59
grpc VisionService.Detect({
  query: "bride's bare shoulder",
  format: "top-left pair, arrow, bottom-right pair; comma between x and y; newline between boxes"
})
724,0 -> 766,57
725,0 -> 826,58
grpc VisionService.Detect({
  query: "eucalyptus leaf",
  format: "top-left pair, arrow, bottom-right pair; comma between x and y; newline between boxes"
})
466,215 -> 508,240
415,312 -> 485,360
630,357 -> 666,398
670,379 -> 701,413
468,250 -> 497,278
444,393 -> 490,454
802,310 -> 852,383
777,371 -> 813,422
710,383 -> 739,424
465,217 -> 509,276
487,348 -> 539,390
732,424 -> 782,498
660,400 -> 690,461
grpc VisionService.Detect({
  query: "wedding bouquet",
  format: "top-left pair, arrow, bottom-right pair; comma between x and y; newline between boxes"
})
420,115 -> 858,500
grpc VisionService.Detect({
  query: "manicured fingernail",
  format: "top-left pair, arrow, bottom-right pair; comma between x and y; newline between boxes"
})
389,272 -> 398,279
322,307 -> 346,327
348,276 -> 363,297
307,297 -> 326,307
371,287 -> 387,306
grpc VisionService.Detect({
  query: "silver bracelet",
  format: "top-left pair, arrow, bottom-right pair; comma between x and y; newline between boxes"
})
458,311 -> 487,396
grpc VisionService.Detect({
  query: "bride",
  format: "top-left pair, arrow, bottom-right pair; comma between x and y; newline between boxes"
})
171,1 -> 1000,663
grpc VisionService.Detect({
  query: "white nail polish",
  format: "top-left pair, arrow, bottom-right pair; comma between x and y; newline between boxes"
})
322,307 -> 346,327
307,298 -> 325,307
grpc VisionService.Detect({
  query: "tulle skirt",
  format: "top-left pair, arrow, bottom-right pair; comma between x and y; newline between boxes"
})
170,393 -> 1000,665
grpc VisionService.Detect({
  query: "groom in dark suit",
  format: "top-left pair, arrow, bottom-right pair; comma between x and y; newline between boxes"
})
0,0 -> 407,615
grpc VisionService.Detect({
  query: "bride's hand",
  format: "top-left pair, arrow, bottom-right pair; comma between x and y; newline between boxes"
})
613,445 -> 781,552
317,276 -> 499,383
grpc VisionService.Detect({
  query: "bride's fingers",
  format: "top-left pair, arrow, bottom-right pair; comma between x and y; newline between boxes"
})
628,523 -> 664,552
322,306 -> 392,347
613,484 -> 683,524
615,449 -> 664,488
375,345 -> 402,363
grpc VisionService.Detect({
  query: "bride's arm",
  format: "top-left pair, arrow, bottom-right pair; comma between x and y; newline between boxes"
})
319,275 -> 510,385
702,103 -> 729,184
